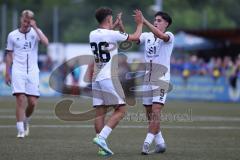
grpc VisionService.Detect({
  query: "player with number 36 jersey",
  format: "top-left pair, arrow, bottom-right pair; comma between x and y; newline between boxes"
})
89,7 -> 143,156
89,29 -> 128,81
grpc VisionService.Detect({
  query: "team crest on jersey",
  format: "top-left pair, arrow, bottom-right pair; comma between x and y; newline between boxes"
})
31,35 -> 34,40
147,39 -> 151,43
16,38 -> 20,41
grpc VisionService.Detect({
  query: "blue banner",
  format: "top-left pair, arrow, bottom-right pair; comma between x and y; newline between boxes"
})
0,73 -> 240,102
168,75 -> 240,102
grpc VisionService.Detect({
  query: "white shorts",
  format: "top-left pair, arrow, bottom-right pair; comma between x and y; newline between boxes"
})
11,70 -> 40,97
142,81 -> 168,106
92,78 -> 125,106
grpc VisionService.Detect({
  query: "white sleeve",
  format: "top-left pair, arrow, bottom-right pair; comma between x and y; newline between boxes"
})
111,31 -> 129,42
165,32 -> 174,43
6,33 -> 14,51
35,28 -> 43,41
139,32 -> 148,44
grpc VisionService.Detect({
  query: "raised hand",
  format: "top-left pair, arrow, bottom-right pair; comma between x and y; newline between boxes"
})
133,9 -> 143,24
112,12 -> 125,32
30,19 -> 37,29
116,12 -> 122,22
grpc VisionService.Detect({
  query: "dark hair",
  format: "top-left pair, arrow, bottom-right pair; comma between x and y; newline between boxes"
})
95,7 -> 113,24
155,11 -> 172,27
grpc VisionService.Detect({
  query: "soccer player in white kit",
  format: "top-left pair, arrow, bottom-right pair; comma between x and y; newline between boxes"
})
90,7 -> 143,155
138,11 -> 174,155
5,10 -> 49,138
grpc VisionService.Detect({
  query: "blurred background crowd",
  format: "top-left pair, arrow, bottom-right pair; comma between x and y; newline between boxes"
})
1,0 -> 240,102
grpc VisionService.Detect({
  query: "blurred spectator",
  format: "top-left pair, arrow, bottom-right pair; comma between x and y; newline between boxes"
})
236,55 -> 240,78
228,55 -> 240,90
212,57 -> 222,81
170,54 -> 240,81
198,58 -> 208,75
38,54 -> 53,71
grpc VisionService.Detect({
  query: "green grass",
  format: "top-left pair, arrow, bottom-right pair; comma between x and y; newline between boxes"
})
0,97 -> 240,160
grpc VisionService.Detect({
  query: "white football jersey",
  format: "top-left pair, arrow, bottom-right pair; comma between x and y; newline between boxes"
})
89,28 -> 128,81
139,31 -> 174,81
6,28 -> 41,73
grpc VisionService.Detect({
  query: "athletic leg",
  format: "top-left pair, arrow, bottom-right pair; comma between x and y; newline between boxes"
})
15,93 -> 26,138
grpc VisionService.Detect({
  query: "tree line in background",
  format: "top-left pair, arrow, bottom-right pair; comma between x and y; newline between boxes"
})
1,0 -> 240,43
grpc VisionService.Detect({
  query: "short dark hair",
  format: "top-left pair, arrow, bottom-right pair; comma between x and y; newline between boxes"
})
155,11 -> 172,27
95,7 -> 113,24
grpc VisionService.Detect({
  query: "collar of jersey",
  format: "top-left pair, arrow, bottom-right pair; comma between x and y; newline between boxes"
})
18,27 -> 31,34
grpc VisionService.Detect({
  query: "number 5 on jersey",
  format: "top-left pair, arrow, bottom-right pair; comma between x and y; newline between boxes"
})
90,42 -> 111,63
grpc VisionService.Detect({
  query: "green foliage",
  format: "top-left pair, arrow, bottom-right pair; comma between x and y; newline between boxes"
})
204,6 -> 236,28
1,0 -> 240,43
165,0 -> 237,31
62,19 -> 92,43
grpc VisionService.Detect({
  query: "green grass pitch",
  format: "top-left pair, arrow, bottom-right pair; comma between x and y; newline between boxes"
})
0,97 -> 240,160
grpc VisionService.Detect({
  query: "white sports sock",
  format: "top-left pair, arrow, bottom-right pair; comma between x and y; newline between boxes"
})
16,122 -> 24,133
144,133 -> 155,145
99,125 -> 112,140
155,131 -> 165,145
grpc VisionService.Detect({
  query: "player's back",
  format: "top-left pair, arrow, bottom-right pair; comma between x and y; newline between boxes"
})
89,28 -> 128,81
89,29 -> 117,46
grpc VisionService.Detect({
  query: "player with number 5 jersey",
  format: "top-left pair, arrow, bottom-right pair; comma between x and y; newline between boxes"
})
138,11 -> 174,155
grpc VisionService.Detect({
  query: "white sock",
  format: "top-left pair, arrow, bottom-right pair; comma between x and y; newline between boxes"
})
144,133 -> 155,145
155,131 -> 165,145
99,125 -> 112,140
16,122 -> 24,133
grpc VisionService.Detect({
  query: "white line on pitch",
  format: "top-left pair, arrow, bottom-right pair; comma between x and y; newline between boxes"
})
1,115 -> 240,122
0,125 -> 240,130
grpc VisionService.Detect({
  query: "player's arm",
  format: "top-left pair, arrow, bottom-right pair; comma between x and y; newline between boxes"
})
118,18 -> 125,32
112,12 -> 125,32
117,12 -> 125,32
112,19 -> 119,30
5,51 -> 13,86
127,9 -> 143,41
143,16 -> 170,42
30,19 -> 49,46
